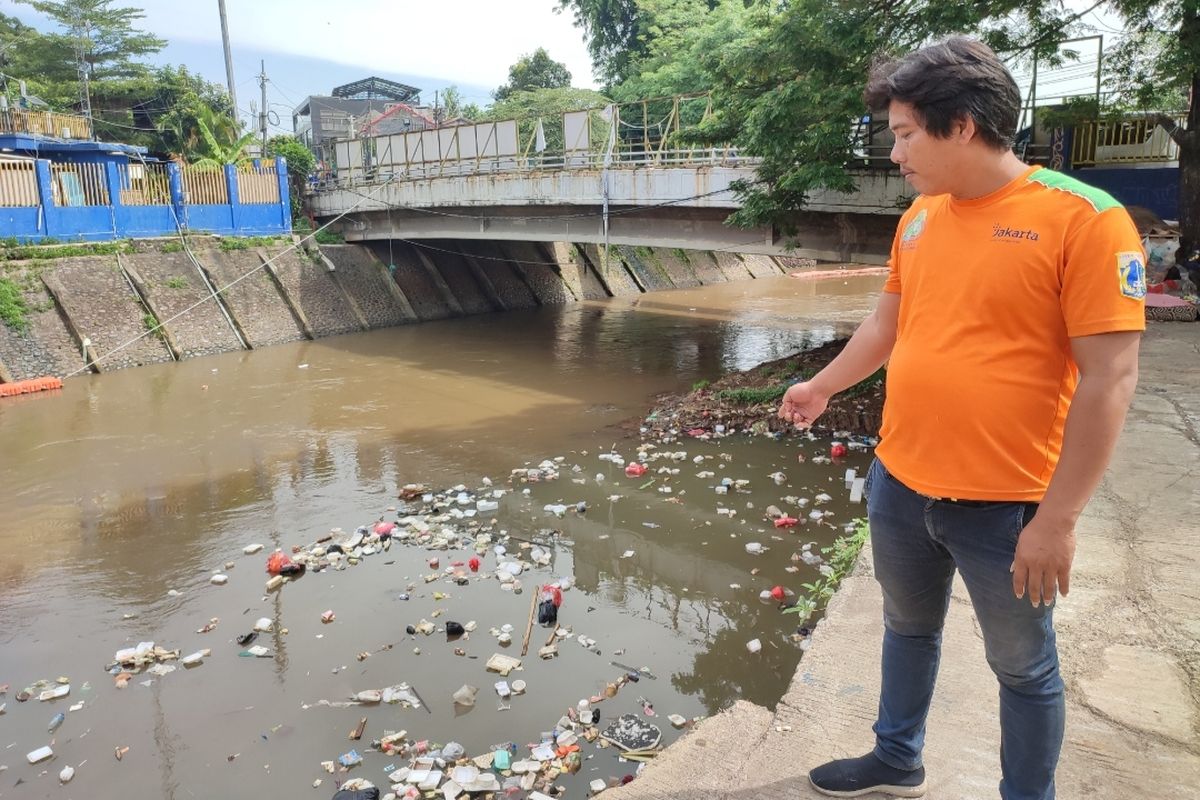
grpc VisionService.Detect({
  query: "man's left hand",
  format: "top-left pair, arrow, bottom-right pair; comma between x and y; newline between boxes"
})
1011,514 -> 1076,607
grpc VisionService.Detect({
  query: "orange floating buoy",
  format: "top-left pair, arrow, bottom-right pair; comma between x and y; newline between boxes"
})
0,376 -> 62,398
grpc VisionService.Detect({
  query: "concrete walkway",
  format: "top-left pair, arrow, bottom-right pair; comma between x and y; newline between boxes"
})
613,323 -> 1200,800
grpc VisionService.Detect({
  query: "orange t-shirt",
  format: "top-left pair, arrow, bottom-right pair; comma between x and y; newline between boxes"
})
876,166 -> 1146,501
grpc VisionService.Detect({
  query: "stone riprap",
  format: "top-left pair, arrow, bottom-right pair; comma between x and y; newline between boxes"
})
321,244 -> 417,328
502,242 -> 577,306
651,247 -> 705,288
616,246 -> 674,292
383,243 -> 457,321
40,257 -> 173,372
425,248 -> 498,315
682,250 -> 732,285
575,244 -> 641,297
740,252 -> 788,278
121,252 -> 244,359
712,251 -> 755,280
265,248 -> 362,338
199,249 -> 306,348
457,241 -> 539,311
0,261 -> 84,380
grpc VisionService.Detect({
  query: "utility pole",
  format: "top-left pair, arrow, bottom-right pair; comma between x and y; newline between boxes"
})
69,9 -> 92,134
217,0 -> 239,124
259,60 -> 268,154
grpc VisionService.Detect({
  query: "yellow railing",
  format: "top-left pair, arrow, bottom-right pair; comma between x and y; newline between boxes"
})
1071,114 -> 1182,167
236,163 -> 280,204
1,109 -> 92,140
49,162 -> 109,207
0,160 -> 40,207
181,166 -> 229,205
117,162 -> 171,206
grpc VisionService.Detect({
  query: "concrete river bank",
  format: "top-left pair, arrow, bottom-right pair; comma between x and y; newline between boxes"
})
0,273 -> 884,798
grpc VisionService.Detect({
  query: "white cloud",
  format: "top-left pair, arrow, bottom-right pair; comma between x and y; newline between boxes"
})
134,0 -> 597,89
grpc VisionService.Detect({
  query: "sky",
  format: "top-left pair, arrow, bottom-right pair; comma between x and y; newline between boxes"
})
1,0 -> 1137,137
2,0 -> 598,133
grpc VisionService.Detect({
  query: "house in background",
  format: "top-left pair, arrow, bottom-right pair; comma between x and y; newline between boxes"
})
0,108 -> 291,242
293,76 -> 432,168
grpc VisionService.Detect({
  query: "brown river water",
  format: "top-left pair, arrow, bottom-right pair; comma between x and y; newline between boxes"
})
0,273 -> 882,798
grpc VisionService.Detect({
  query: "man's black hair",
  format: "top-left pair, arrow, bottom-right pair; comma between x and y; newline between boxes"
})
865,36 -> 1021,150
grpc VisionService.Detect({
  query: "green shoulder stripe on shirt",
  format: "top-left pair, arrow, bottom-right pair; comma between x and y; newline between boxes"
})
1026,169 -> 1122,213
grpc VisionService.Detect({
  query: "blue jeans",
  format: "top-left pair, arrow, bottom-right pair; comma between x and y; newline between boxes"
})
866,459 -> 1064,800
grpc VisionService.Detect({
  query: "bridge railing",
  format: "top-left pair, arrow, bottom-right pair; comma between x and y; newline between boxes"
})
315,94 -> 758,190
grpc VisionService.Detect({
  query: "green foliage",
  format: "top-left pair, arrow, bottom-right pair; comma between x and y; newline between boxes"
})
314,229 -> 344,245
609,0 -> 765,102
0,241 -> 126,261
266,135 -> 317,221
784,520 -> 871,623
691,378 -> 710,391
0,277 -> 30,332
164,276 -> 187,288
717,383 -> 788,405
17,0 -> 166,81
218,236 -> 284,252
159,241 -> 183,253
494,48 -> 573,101
556,0 -> 647,86
483,87 -> 612,153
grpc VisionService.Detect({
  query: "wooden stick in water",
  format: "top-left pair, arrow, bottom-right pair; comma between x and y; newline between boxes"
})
521,586 -> 538,656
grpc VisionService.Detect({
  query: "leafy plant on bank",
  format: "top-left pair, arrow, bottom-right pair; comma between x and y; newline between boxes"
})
785,519 -> 871,624
0,277 -> 31,332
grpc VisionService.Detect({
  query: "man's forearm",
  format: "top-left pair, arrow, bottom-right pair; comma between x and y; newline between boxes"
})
1038,373 -> 1137,525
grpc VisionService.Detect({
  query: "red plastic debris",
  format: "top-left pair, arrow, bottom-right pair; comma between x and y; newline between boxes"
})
468,556 -> 481,572
773,516 -> 799,528
830,442 -> 849,458
374,521 -> 395,536
770,586 -> 787,602
265,552 -> 293,575
540,584 -> 563,608
624,463 -> 648,478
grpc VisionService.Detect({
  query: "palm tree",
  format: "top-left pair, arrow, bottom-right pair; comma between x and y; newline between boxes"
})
190,117 -> 257,169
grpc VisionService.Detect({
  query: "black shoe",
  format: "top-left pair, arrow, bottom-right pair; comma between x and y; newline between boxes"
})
809,752 -> 927,798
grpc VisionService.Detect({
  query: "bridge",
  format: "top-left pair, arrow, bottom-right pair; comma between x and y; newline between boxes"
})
308,95 -> 913,264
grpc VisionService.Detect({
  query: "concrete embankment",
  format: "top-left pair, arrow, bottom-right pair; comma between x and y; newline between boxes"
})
612,322 -> 1200,800
0,238 -> 794,383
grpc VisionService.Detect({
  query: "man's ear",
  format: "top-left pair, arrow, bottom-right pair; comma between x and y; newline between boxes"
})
954,114 -> 978,144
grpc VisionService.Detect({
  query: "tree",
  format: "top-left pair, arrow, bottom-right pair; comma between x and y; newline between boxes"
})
556,0 -> 646,86
494,48 -> 572,101
608,0 -> 763,102
1104,1 -> 1198,254
266,134 -> 316,220
484,87 -> 611,153
17,0 -> 165,115
684,3 -> 1144,236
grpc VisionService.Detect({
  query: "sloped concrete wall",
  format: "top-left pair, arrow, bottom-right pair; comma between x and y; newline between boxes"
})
121,251 -> 244,359
457,241 -> 540,310
376,242 -> 457,321
576,243 -> 641,297
320,244 -> 417,328
0,261 -> 85,380
2,239 -> 800,383
265,247 -> 363,338
40,257 -> 173,372
500,242 -> 577,305
199,249 -> 306,348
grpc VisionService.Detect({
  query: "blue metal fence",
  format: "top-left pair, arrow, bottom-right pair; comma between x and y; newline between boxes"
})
0,157 -> 292,242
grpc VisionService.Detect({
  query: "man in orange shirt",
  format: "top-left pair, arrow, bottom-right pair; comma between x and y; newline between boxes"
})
780,38 -> 1144,800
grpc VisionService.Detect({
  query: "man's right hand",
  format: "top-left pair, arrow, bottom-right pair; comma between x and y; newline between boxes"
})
778,381 -> 829,429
